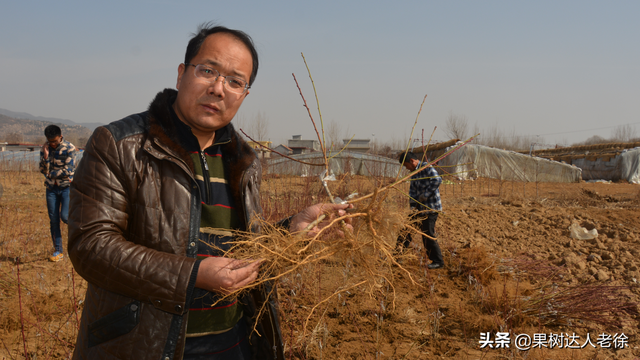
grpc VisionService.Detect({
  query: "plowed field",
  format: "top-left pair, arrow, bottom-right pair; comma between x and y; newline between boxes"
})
1,172 -> 639,359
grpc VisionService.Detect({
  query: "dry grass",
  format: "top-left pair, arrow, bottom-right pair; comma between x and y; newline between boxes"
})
207,177 -> 425,336
0,170 -> 86,359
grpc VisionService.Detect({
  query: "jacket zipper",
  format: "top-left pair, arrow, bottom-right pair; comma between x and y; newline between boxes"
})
200,150 -> 210,201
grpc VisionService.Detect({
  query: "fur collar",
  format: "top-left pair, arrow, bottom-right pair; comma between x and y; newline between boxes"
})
146,88 -> 258,225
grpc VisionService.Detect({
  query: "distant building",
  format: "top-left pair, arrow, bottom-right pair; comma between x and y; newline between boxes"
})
342,139 -> 370,153
272,144 -> 293,158
0,143 -> 41,152
247,141 -> 272,159
287,135 -> 320,155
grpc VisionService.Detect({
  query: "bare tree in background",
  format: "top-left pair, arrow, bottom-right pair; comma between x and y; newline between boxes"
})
611,124 -> 638,143
470,122 -> 481,144
581,135 -> 607,146
327,120 -> 341,150
248,111 -> 269,141
233,112 -> 248,138
336,122 -> 352,151
444,111 -> 469,140
479,123 -> 505,149
473,123 -> 542,151
375,135 -> 409,157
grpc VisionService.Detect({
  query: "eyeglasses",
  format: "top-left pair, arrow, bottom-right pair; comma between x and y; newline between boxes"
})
48,136 -> 63,148
185,63 -> 250,94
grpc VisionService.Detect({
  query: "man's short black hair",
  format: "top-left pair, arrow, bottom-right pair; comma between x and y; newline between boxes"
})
398,151 -> 419,164
184,22 -> 259,86
44,125 -> 62,139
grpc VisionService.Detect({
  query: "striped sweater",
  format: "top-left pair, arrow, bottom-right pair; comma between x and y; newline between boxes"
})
170,108 -> 244,336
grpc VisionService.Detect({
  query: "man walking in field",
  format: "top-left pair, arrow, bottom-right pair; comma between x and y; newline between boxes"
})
397,151 -> 444,269
68,23 -> 349,360
39,124 -> 76,262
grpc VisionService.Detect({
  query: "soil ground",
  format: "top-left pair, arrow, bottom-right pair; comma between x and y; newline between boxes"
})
274,177 -> 640,360
1,171 -> 639,359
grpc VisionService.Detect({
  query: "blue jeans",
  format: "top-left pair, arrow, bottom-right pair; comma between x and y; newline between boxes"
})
46,186 -> 69,254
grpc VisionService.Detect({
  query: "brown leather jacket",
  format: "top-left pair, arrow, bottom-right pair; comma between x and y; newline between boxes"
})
68,89 -> 283,360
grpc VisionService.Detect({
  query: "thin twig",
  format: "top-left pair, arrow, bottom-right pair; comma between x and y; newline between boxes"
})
397,94 -> 428,179
300,53 -> 329,176
292,72 -> 329,175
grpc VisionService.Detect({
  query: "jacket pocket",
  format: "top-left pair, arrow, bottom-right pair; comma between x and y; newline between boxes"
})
88,300 -> 141,347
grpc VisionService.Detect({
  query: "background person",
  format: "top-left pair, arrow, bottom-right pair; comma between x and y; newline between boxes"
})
39,124 -> 76,262
396,151 -> 444,269
68,23 -> 348,360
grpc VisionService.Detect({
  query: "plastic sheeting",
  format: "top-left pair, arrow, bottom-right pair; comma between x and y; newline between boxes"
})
621,148 -> 640,184
266,151 -> 402,178
424,143 -> 582,183
574,147 -> 640,184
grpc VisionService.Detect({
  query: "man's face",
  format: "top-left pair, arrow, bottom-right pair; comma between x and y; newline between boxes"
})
173,33 -> 252,136
403,158 -> 419,171
48,136 -> 63,149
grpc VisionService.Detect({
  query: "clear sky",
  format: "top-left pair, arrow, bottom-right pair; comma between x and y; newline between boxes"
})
1,1 -> 639,147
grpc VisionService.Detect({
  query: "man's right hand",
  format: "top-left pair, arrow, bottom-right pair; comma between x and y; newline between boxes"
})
42,142 -> 49,159
195,257 -> 263,294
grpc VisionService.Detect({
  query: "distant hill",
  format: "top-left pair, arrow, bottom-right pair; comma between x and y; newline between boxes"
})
0,108 -> 103,131
0,113 -> 93,148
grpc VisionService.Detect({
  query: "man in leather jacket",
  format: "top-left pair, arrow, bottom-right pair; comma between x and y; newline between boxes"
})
68,23 -> 349,360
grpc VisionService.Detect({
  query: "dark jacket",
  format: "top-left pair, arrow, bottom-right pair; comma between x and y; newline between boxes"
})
68,88 -> 283,360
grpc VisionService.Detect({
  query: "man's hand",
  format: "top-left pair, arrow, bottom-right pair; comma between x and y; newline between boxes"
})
290,203 -> 353,235
195,257 -> 263,294
42,142 -> 50,159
